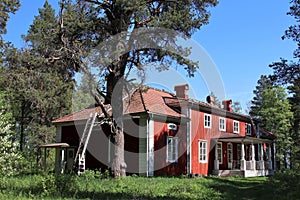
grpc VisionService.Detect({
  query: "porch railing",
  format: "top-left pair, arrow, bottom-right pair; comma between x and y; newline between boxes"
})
232,160 -> 240,170
230,160 -> 270,170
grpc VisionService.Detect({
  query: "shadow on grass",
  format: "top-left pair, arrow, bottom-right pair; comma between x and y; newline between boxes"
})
206,176 -> 271,200
206,172 -> 300,200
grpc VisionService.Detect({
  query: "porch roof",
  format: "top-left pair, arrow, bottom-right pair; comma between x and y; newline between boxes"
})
212,133 -> 273,144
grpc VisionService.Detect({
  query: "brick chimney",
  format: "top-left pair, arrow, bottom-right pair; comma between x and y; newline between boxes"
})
174,84 -> 189,99
222,100 -> 232,112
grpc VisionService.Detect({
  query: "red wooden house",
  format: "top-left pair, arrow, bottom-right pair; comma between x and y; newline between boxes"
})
51,84 -> 276,177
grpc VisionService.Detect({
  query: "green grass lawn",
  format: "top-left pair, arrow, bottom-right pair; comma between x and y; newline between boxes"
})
0,171 -> 299,199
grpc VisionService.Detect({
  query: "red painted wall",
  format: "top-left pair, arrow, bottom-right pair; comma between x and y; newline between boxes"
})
154,120 -> 187,176
190,109 -> 251,175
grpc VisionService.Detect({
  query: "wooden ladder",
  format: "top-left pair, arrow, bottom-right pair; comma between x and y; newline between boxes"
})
74,112 -> 97,175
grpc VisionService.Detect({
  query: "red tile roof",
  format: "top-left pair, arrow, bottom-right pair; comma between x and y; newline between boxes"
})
52,106 -> 103,123
53,87 -> 183,124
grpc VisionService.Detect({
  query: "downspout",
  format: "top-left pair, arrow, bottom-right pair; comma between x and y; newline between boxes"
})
146,117 -> 149,177
147,113 -> 155,177
187,103 -> 192,175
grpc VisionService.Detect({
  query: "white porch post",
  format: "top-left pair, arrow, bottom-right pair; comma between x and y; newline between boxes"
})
240,143 -> 246,170
214,143 -> 219,170
268,143 -> 273,170
61,149 -> 65,174
251,144 -> 256,170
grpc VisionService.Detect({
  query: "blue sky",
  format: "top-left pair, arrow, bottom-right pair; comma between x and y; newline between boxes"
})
3,0 -> 296,113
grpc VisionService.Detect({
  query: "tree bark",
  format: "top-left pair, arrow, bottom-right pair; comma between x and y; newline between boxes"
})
112,127 -> 126,177
109,73 -> 127,177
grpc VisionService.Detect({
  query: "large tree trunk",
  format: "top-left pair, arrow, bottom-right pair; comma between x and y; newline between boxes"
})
106,57 -> 128,177
110,76 -> 127,177
112,127 -> 126,177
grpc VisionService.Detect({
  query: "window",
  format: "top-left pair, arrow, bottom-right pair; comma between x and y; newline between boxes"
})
204,114 -> 211,128
198,140 -> 207,163
167,137 -> 178,163
219,117 -> 226,131
246,123 -> 252,135
233,121 -> 239,133
227,143 -> 233,163
217,143 -> 222,164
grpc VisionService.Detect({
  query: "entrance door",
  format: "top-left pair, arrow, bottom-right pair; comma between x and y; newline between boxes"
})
227,143 -> 233,169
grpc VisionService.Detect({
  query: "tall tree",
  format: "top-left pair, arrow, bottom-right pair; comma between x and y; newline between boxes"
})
256,86 -> 293,170
3,1 -> 74,154
48,0 -> 218,177
249,75 -> 273,120
268,0 -> 300,169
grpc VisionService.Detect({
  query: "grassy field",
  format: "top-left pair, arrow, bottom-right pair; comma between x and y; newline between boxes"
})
0,170 -> 299,199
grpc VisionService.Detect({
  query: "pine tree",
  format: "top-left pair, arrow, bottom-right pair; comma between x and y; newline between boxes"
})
249,75 -> 273,119
253,86 -> 293,170
52,0 -> 218,177
3,1 -> 74,154
268,0 -> 300,169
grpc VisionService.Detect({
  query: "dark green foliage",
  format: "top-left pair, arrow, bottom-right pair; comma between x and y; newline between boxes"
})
249,75 -> 273,120
250,79 -> 293,169
268,0 -> 300,170
2,2 -> 74,156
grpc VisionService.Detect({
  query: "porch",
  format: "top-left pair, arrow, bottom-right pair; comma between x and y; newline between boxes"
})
213,160 -> 274,177
212,135 -> 276,177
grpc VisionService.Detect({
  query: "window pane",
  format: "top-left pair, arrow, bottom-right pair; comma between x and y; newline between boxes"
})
199,141 -> 207,162
167,137 -> 178,162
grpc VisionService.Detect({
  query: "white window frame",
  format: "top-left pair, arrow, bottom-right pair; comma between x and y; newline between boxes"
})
198,140 -> 208,163
167,137 -> 178,163
217,142 -> 223,164
219,117 -> 226,131
233,121 -> 239,133
204,114 -> 211,128
246,123 -> 252,135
